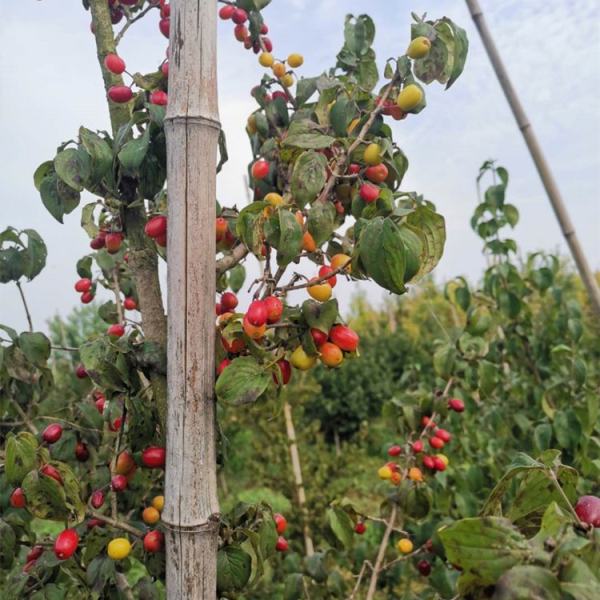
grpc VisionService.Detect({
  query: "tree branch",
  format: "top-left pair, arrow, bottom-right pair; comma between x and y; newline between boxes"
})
216,243 -> 249,277
16,281 -> 33,332
365,504 -> 397,600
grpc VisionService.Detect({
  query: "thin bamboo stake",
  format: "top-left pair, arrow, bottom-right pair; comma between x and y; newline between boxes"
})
162,0 -> 221,597
283,397 -> 315,556
465,0 -> 600,317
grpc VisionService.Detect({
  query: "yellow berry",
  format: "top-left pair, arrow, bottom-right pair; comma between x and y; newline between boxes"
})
408,467 -> 424,482
246,114 -> 257,134
397,84 -> 423,112
151,495 -> 164,511
107,537 -> 132,560
259,52 -> 274,67
330,253 -> 352,273
363,143 -> 382,166
307,280 -> 332,302
287,53 -> 304,68
272,62 -> 286,78
378,465 -> 392,480
142,506 -> 161,525
397,538 -> 414,554
407,36 -> 431,59
281,73 -> 294,88
264,192 -> 284,207
290,346 -> 316,371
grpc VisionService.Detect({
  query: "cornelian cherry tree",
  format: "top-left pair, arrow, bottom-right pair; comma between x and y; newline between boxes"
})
0,0 -> 467,596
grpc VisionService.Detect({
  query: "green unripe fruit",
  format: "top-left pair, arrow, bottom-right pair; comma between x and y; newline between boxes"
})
397,84 -> 423,112
407,36 -> 431,59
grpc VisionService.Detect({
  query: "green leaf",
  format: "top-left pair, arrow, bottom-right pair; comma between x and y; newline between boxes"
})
40,174 -> 76,224
329,95 -> 353,137
54,148 -> 91,192
283,131 -> 336,149
275,210 -> 303,267
33,160 -> 55,191
503,203 -> 519,227
493,566 -> 561,600
236,202 -> 266,256
414,34 -> 449,85
439,517 -> 530,589
217,546 -> 252,592
228,264 -> 246,293
98,301 -> 119,324
0,520 -> 16,569
5,432 -> 38,484
290,151 -> 328,206
284,573 -> 304,600
307,201 -> 336,246
559,555 -> 600,600
118,127 -> 150,173
405,205 -> 446,280
215,356 -> 271,405
79,127 -> 112,181
433,343 -> 456,379
296,77 -> 318,105
444,19 -> 469,89
327,506 -> 354,548
81,202 -> 99,239
301,299 -> 339,333
18,332 -> 51,367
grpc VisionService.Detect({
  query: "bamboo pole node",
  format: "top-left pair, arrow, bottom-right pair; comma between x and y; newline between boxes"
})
164,115 -> 221,131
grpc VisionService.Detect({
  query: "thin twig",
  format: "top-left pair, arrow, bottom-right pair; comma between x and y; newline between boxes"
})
548,469 -> 582,524
365,504 -> 397,600
16,281 -> 33,332
9,397 -> 38,434
347,560 -> 373,600
276,258 -> 352,294
87,509 -> 145,538
112,269 -> 125,324
114,3 -> 158,46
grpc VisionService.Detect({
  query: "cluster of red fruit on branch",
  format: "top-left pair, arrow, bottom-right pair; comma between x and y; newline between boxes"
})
219,3 -> 272,55
101,2 -> 170,106
89,228 -> 125,253
74,274 -> 136,310
215,216 -> 237,248
376,396 -> 466,484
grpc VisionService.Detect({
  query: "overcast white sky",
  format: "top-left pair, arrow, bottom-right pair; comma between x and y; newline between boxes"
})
1,0 -> 599,333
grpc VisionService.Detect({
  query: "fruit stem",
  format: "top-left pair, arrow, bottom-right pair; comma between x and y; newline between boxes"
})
87,508 -> 145,538
547,468 -> 582,525
16,281 -> 33,332
114,3 -> 158,46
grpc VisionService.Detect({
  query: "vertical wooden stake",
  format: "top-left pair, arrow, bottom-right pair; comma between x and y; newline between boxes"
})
465,0 -> 600,318
163,0 -> 221,597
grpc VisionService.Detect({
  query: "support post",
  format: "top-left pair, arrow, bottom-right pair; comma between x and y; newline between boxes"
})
465,0 -> 600,317
163,0 -> 221,597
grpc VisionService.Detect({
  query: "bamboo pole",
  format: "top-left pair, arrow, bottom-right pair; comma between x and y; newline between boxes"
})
162,0 -> 221,597
283,398 -> 315,556
465,0 -> 600,317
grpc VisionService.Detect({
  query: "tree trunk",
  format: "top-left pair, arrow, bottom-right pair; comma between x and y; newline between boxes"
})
162,0 -> 221,597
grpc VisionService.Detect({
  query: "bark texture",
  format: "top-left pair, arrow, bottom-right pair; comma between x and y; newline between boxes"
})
162,0 -> 221,597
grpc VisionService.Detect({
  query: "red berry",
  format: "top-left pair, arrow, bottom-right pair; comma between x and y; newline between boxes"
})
231,8 -> 248,24
86,518 -> 106,529
9,487 -> 26,508
575,495 -> 600,527
81,291 -> 95,304
275,536 -> 288,552
435,428 -> 451,443
107,323 -> 125,338
42,423 -> 63,444
108,85 -> 133,103
26,545 -> 44,563
318,265 -> 337,287
364,163 -> 388,184
329,325 -> 359,352
150,90 -> 168,106
246,300 -> 268,327
261,37 -> 273,52
111,474 -> 128,492
40,464 -> 63,485
105,232 -> 122,254
347,163 -> 361,175
75,278 -> 92,293
90,236 -> 105,250
104,53 -> 126,75
433,456 -> 446,471
75,364 -> 88,379
421,416 -> 435,427
160,2 -> 170,18
310,328 -> 328,346
221,292 -> 238,311
217,358 -> 231,376
54,529 -> 79,560
387,445 -> 402,457
354,522 -> 366,535
75,441 -> 89,462
218,5 -> 235,19
272,359 -> 291,386
145,215 -> 167,238
123,297 -> 137,311
412,440 -> 424,453
120,0 -> 139,5
161,61 -> 169,77
90,490 -> 105,509
155,232 -> 167,247
234,24 -> 248,42
221,335 -> 245,354
142,446 -> 166,468
417,559 -> 431,576
95,396 -> 106,414
159,18 -> 170,38
143,530 -> 164,553
448,398 -> 465,412
251,159 -> 270,180
429,436 -> 445,450
274,513 -> 287,534
264,295 -> 283,324
110,7 -> 124,24
422,455 -> 435,470
110,416 -> 123,432
359,183 -> 380,203
260,23 -> 269,34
